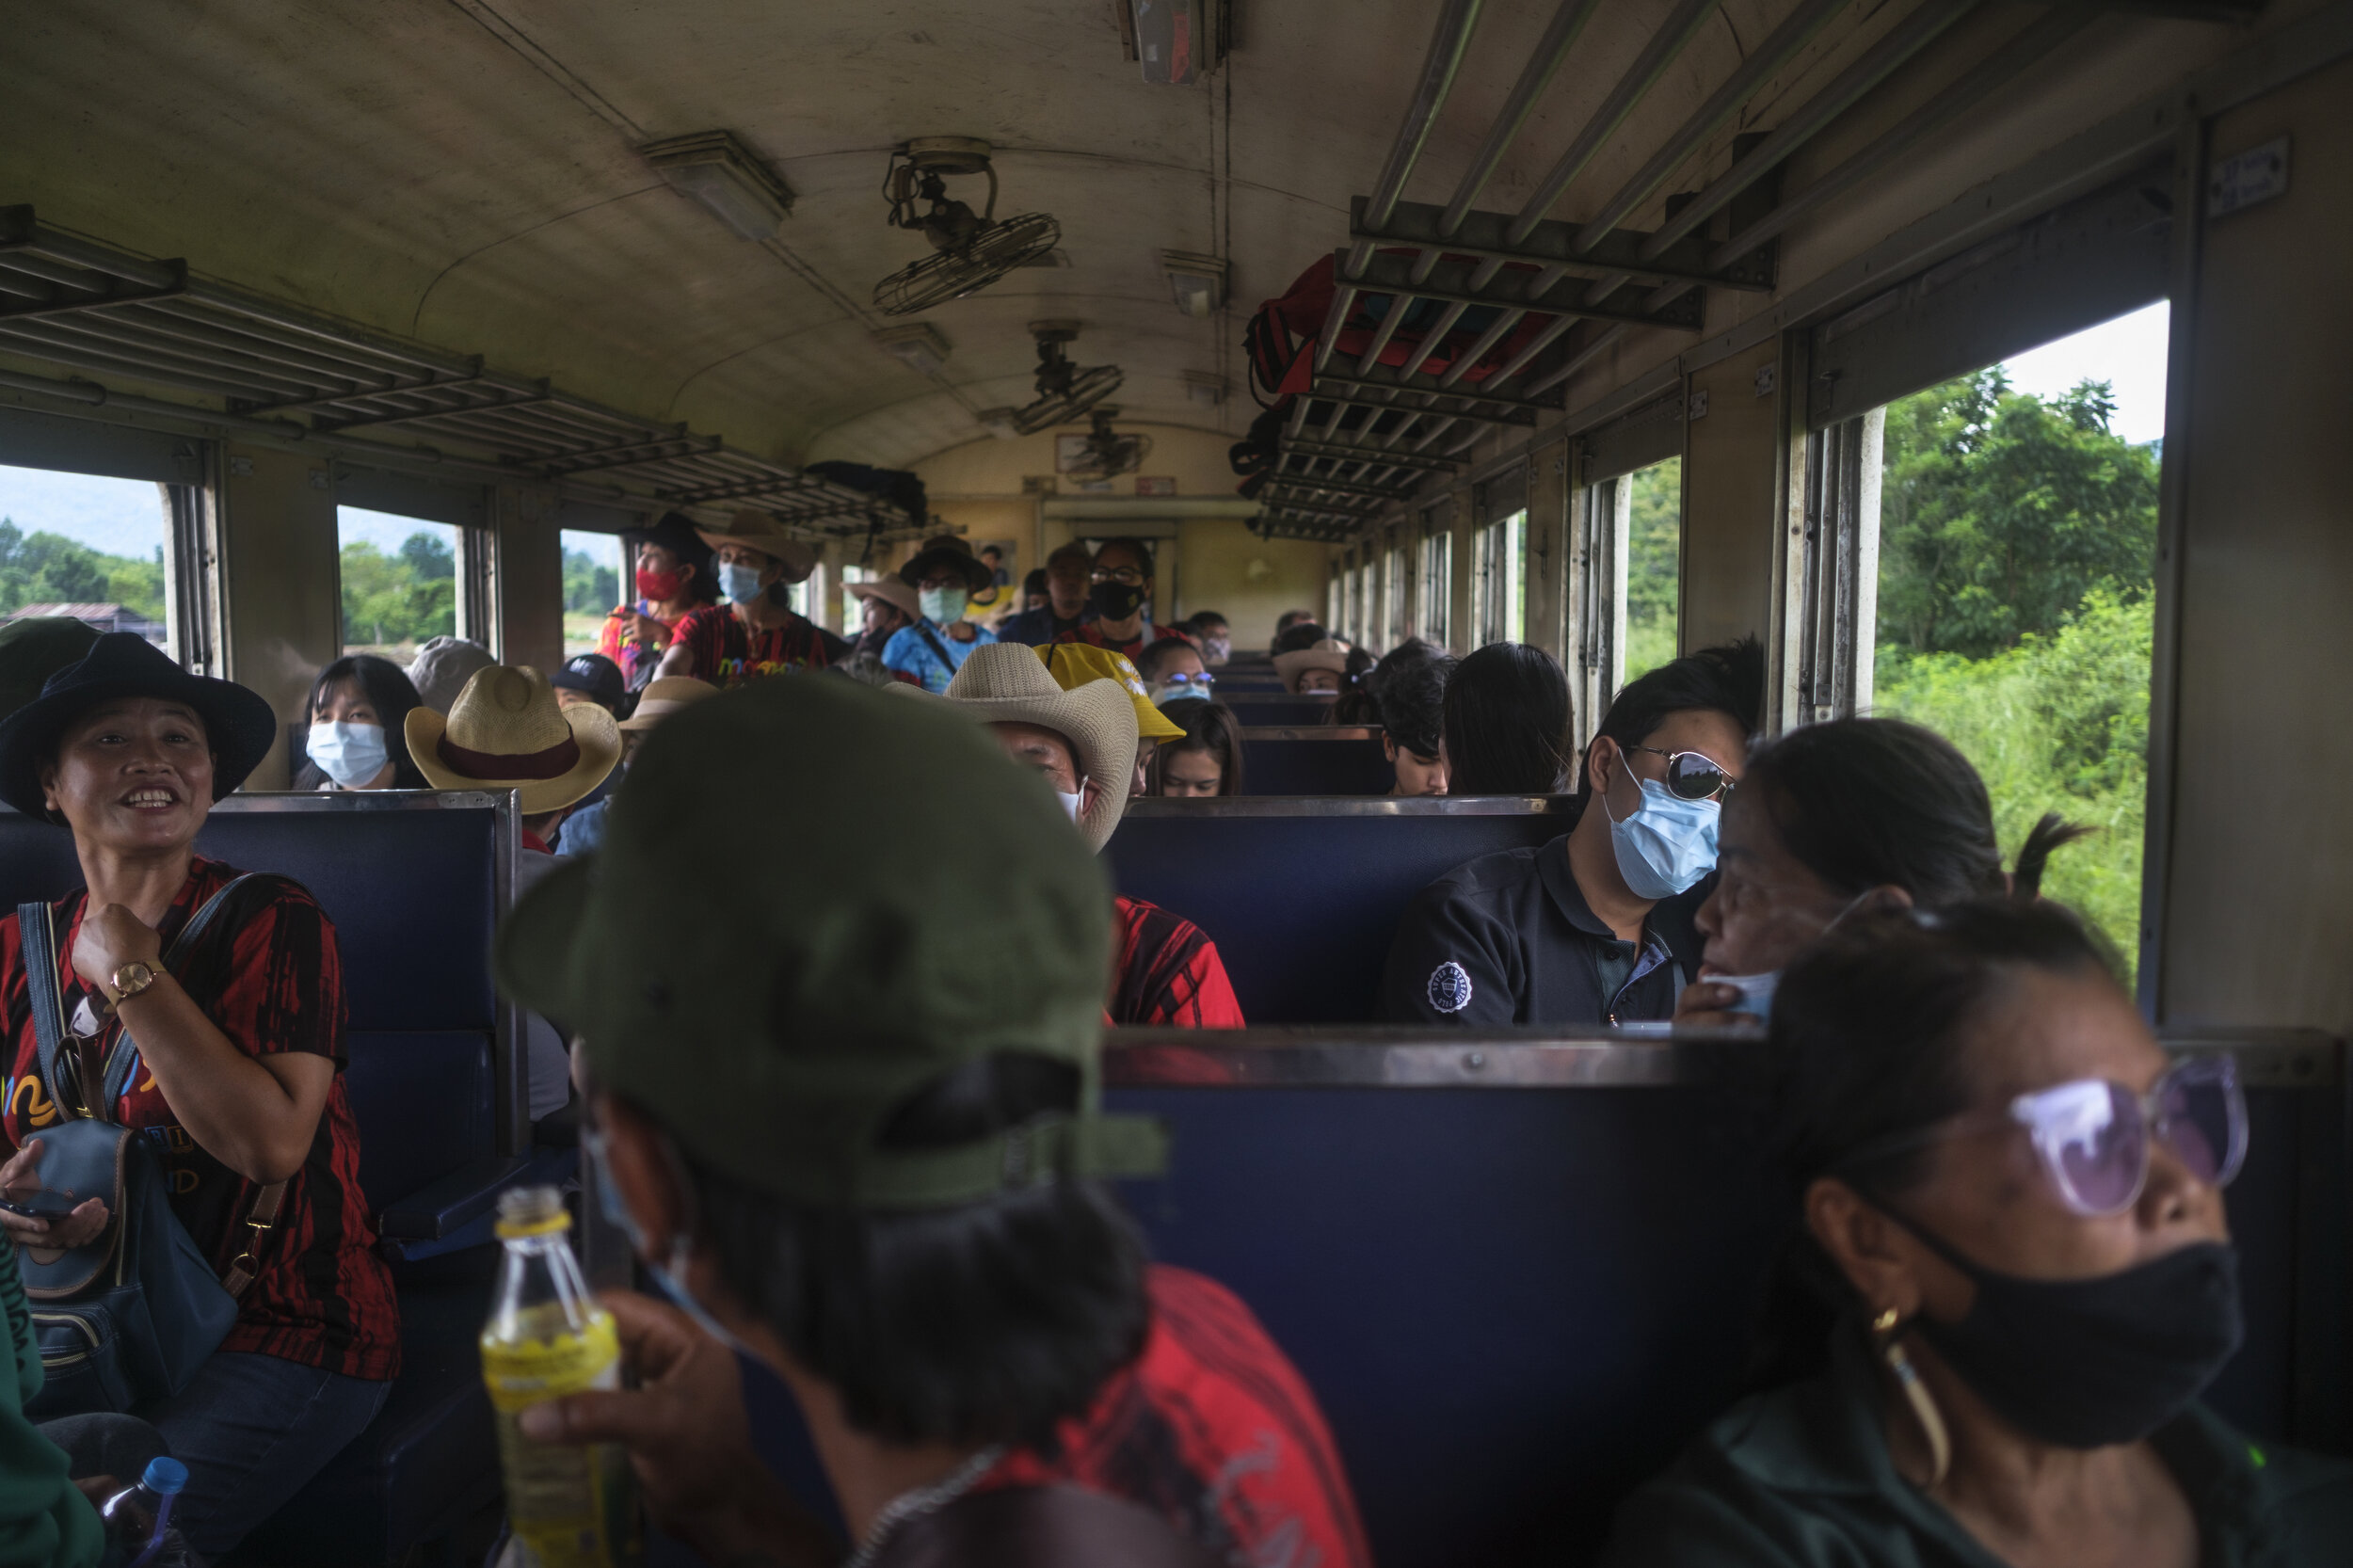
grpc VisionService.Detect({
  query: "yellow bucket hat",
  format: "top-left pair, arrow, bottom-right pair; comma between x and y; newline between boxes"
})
1035,643 -> 1184,742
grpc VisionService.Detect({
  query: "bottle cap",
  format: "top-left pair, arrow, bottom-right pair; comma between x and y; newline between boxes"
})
143,1457 -> 188,1496
494,1184 -> 571,1240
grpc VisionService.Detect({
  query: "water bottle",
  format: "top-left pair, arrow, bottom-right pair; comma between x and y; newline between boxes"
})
481,1186 -> 640,1568
98,1457 -> 189,1568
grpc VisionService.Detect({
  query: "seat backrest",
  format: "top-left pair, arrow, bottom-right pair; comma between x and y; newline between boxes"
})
0,792 -> 518,1204
1221,692 -> 1341,727
1106,799 -> 1575,1022
1239,728 -> 1394,795
1099,1031 -> 2347,1568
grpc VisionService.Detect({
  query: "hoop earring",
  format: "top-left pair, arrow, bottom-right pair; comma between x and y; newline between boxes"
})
1873,1306 -> 1950,1488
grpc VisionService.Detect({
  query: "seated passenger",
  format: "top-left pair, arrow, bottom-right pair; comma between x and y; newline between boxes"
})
1272,619 -> 1332,657
1371,642 -> 1454,796
1273,637 -> 1352,695
549,651 -> 627,720
405,633 -> 496,714
1135,636 -> 1214,710
947,645 -> 1243,1027
1378,640 -> 1762,1027
845,576 -> 917,661
0,634 -> 399,1558
560,676 -> 715,858
658,514 -> 845,686
0,616 -> 98,725
1037,642 -> 1184,796
1184,610 -> 1232,665
1603,901 -> 2353,1566
1148,701 -> 1245,797
1270,607 -> 1320,650
1052,537 -> 1188,662
1675,716 -> 2087,1028
408,664 -> 620,1120
597,514 -> 716,692
496,677 -> 1362,1565
880,536 -> 998,693
993,541 -> 1095,648
1019,565 -> 1049,613
294,654 -> 429,792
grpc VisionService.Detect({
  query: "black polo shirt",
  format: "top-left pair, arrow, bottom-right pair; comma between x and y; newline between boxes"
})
1376,824 -> 1709,1028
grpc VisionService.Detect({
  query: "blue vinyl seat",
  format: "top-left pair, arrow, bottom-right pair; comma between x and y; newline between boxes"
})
1,792 -> 560,1564
1221,692 -> 1342,727
1107,799 -> 1576,1021
1240,728 -> 1395,795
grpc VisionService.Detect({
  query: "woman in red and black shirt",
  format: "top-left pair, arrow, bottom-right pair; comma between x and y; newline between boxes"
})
0,633 -> 398,1560
658,514 -> 847,688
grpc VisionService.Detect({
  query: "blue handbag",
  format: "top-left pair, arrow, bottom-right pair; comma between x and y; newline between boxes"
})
13,876 -> 283,1416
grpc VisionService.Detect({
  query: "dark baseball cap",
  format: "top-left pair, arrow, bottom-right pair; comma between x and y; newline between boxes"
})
549,652 -> 625,709
495,675 -> 1166,1208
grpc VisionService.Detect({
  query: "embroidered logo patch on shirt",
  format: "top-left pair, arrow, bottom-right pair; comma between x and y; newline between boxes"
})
1428,960 -> 1474,1015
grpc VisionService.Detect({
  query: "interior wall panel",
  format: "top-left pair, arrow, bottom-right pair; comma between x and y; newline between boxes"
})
2159,57 -> 2353,1032
219,443 -> 340,791
1680,341 -> 1784,658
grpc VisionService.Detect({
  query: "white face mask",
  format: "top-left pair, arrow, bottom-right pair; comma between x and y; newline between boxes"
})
920,586 -> 968,625
307,721 -> 389,788
1057,783 -> 1086,823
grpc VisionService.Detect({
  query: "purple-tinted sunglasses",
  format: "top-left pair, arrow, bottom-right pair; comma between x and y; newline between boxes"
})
1843,1054 -> 2247,1218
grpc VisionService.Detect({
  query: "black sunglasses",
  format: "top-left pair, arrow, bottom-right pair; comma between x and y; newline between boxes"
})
1625,745 -> 1736,802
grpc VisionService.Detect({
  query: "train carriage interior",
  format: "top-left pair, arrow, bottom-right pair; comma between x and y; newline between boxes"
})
2,1 -> 2350,1564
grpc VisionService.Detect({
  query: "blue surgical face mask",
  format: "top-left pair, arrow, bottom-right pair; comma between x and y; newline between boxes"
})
1606,771 -> 1721,901
1151,683 -> 1209,707
1709,970 -> 1781,1020
584,1125 -> 753,1356
715,562 -> 767,604
919,585 -> 967,625
307,721 -> 389,789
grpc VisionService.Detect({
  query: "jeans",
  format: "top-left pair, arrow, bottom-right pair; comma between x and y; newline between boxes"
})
134,1352 -> 391,1557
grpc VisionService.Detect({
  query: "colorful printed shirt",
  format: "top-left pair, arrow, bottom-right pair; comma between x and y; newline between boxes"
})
0,859 -> 401,1381
1054,621 -> 1191,664
597,598 -> 692,691
881,618 -> 997,695
986,1264 -> 1371,1568
1111,896 -> 1245,1029
666,607 -> 849,688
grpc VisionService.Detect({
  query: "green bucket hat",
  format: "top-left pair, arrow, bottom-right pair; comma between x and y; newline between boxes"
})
495,674 -> 1166,1208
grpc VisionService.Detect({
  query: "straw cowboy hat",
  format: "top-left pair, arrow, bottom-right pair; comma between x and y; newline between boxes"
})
407,664 -> 622,814
1273,637 -> 1353,692
938,642 -> 1138,853
616,675 -> 717,733
1036,643 -> 1185,742
695,510 -> 819,584
845,576 -> 920,622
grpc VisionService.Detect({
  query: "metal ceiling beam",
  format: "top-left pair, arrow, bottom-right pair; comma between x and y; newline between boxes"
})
313,383 -> 553,434
1280,438 -> 1462,472
237,369 -> 492,416
1311,369 -> 1555,422
0,263 -> 186,322
1355,198 -> 1777,293
1261,472 -> 1420,502
1337,248 -> 1707,334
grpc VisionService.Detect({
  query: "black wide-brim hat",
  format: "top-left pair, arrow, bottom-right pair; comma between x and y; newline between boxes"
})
897,536 -> 995,596
0,632 -> 279,816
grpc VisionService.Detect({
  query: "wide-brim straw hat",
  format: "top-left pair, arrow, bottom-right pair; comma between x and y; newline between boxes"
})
695,511 -> 818,584
847,577 -> 920,621
898,534 -> 994,596
616,675 -> 718,732
938,642 -> 1138,853
1273,638 -> 1353,691
0,632 -> 277,817
407,664 -> 623,814
1036,643 -> 1185,742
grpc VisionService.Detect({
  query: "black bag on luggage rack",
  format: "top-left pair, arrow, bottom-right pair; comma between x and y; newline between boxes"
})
13,876 -> 284,1416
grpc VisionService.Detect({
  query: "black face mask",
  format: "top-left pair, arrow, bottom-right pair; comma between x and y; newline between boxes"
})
1897,1214 -> 2242,1448
1090,581 -> 1146,621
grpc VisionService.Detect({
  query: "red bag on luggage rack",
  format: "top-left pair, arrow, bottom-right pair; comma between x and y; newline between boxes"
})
1243,252 -> 1556,405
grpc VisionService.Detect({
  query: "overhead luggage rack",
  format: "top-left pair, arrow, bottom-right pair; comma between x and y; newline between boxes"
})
0,204 -> 917,537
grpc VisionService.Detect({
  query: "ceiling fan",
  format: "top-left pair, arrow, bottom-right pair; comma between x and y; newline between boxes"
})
1062,408 -> 1153,481
872,137 -> 1061,316
1008,321 -> 1122,436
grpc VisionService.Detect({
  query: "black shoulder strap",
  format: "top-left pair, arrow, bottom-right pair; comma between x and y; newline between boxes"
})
16,902 -> 67,1120
102,872 -> 265,1108
914,622 -> 956,669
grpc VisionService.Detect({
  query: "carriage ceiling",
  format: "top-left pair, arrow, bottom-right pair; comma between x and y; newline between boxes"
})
0,1 -> 2303,485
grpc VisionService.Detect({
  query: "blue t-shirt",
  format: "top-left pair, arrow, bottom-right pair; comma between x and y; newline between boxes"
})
881,619 -> 997,694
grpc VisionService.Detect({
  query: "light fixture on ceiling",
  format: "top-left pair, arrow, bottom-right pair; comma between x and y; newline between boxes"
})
1162,250 -> 1227,316
873,323 -> 952,376
639,130 -> 796,241
1184,371 -> 1229,407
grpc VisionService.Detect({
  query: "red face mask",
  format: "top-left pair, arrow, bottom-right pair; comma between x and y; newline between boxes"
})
636,567 -> 685,601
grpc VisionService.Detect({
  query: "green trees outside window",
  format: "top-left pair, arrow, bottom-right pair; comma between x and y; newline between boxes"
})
0,520 -> 166,621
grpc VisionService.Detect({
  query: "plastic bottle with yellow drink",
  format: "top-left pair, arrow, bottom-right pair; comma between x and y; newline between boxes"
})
482,1186 -> 643,1568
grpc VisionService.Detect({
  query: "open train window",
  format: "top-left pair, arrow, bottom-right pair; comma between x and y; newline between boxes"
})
560,530 -> 625,658
1416,507 -> 1449,649
1822,302 -> 2168,975
1622,458 -> 1681,682
0,461 -> 176,655
336,505 -> 461,661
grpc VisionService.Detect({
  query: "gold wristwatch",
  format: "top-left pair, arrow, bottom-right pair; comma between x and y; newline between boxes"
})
110,961 -> 157,1004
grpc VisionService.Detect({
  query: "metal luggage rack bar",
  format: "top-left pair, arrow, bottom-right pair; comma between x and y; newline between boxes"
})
1260,0 -> 2093,499
0,204 -> 918,539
